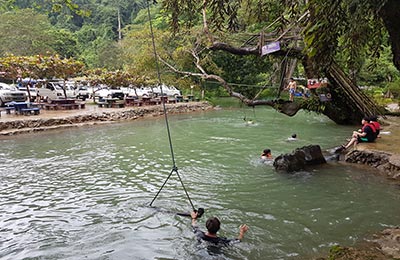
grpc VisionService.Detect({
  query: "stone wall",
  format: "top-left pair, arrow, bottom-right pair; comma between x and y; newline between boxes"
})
0,102 -> 213,135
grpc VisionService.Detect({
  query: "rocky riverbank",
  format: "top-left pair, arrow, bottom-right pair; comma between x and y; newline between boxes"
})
0,102 -> 213,136
344,149 -> 400,180
340,115 -> 400,181
271,116 -> 400,259
321,115 -> 400,260
318,227 -> 400,260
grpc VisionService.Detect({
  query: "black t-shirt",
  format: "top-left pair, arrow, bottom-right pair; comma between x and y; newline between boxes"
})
192,225 -> 239,245
361,125 -> 376,142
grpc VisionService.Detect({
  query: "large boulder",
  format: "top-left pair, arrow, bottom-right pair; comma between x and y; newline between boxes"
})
273,145 -> 326,172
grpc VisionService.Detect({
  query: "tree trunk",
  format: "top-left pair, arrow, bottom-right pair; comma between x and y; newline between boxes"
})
117,8 -> 122,41
379,0 -> 400,71
208,41 -> 382,124
301,57 -> 382,125
301,58 -> 358,124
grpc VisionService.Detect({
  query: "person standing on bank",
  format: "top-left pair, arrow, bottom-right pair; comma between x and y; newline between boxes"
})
285,78 -> 297,102
191,211 -> 249,245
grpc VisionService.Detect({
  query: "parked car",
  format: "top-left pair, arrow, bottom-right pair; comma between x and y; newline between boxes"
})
151,84 -> 181,97
95,88 -> 125,100
37,82 -> 75,100
0,82 -> 27,106
75,86 -> 90,101
127,87 -> 151,98
17,85 -> 39,101
86,85 -> 103,99
120,87 -> 130,97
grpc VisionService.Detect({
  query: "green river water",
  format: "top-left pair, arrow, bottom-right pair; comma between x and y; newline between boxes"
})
1,105 -> 399,260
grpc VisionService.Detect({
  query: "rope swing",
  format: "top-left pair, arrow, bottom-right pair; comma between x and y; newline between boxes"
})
145,0 -> 204,217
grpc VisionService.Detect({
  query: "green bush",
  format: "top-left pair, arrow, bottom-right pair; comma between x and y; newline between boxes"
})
386,80 -> 400,98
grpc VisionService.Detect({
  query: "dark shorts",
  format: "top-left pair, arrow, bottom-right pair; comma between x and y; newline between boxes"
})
358,137 -> 371,143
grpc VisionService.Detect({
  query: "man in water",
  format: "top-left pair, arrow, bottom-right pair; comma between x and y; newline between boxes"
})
191,211 -> 249,245
287,133 -> 297,141
261,149 -> 273,160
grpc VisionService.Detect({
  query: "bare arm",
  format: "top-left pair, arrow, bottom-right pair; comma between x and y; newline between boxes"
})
237,224 -> 249,240
191,211 -> 198,227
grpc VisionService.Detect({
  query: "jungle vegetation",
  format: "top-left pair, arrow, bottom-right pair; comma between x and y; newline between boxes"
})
0,0 -> 399,123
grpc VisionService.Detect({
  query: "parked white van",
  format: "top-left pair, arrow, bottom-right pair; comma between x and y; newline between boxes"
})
95,87 -> 125,100
37,82 -> 75,100
151,84 -> 181,97
75,86 -> 90,100
17,85 -> 38,101
0,82 -> 27,106
127,87 -> 152,98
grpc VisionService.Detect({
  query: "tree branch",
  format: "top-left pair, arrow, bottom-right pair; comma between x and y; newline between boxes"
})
158,53 -> 301,115
209,41 -> 304,59
209,41 -> 259,55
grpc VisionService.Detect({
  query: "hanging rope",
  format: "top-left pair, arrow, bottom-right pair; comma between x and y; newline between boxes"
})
145,0 -> 197,212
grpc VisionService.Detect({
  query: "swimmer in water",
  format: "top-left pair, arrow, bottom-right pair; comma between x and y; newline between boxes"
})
261,149 -> 273,160
287,133 -> 297,141
243,117 -> 254,125
191,211 -> 249,245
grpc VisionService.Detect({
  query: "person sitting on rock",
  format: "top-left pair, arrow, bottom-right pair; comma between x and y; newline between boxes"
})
338,116 -> 377,152
369,115 -> 381,138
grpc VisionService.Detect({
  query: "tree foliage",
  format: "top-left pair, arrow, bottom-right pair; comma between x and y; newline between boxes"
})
0,9 -> 56,56
303,0 -> 387,75
1,0 -> 399,118
84,68 -> 136,87
0,54 -> 84,79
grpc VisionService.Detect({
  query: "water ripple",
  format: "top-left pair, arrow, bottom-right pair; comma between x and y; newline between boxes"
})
1,111 -> 400,260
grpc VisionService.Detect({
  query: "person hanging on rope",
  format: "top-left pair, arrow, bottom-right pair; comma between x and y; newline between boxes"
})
190,211 -> 249,245
285,78 -> 297,102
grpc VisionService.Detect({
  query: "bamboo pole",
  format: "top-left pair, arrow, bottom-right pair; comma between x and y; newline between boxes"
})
328,63 -> 382,117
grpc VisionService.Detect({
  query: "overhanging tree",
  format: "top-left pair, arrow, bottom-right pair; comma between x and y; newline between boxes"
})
157,0 -> 398,124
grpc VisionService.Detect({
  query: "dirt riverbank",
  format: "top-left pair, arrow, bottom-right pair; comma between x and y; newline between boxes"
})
0,102 -> 213,136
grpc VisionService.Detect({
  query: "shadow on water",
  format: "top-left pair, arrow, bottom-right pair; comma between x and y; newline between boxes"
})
0,107 -> 399,260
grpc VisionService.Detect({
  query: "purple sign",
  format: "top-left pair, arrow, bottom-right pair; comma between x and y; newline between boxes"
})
261,41 -> 280,56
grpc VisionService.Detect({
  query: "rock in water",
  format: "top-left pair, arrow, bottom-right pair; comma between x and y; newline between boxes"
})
273,145 -> 326,172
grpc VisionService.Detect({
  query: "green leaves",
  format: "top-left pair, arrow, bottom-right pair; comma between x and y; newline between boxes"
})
0,9 -> 55,56
0,54 -> 84,79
